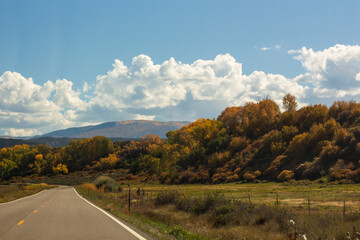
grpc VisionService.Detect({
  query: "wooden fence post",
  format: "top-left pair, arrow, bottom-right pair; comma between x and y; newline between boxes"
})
308,196 -> 310,216
128,184 -> 131,212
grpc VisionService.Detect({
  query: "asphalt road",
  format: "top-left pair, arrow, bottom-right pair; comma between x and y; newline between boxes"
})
0,186 -> 151,240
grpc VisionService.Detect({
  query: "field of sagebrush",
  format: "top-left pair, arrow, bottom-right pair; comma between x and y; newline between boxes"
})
76,179 -> 360,240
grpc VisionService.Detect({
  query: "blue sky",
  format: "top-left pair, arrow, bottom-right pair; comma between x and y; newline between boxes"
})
0,0 -> 360,136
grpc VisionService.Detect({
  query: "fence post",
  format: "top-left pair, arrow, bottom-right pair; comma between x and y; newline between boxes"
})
308,196 -> 310,216
248,194 -> 251,205
343,200 -> 346,220
276,193 -> 279,205
128,184 -> 131,212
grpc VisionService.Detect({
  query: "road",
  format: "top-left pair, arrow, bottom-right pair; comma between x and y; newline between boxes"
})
0,186 -> 151,240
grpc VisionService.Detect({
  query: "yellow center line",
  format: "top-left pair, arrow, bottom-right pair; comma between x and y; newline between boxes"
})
33,210 -> 38,213
17,220 -> 25,226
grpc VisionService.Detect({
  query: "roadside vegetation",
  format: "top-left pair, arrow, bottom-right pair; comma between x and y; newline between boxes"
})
0,183 -> 56,203
77,177 -> 360,240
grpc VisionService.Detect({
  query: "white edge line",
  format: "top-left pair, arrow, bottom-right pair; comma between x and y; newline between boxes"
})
0,189 -> 48,206
73,188 -> 147,240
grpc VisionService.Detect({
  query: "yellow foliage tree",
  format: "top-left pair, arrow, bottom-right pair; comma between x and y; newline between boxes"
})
53,163 -> 68,175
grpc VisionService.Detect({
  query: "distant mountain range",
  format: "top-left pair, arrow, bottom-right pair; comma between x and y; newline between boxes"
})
39,120 -> 190,139
0,120 -> 190,148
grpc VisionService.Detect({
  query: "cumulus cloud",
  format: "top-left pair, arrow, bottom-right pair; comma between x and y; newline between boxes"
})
289,44 -> 360,98
91,54 -> 305,111
2,44 -> 360,136
0,71 -> 85,136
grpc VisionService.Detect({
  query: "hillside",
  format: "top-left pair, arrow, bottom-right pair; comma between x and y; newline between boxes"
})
1,97 -> 360,184
40,120 -> 190,139
0,137 -> 73,148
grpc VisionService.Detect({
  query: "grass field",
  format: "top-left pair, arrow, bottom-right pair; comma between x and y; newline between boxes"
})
76,179 -> 360,240
0,183 -> 56,203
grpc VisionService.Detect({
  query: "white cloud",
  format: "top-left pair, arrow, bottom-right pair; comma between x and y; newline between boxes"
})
2,44 -> 360,136
90,53 -> 305,111
52,79 -> 85,109
134,114 -> 156,120
0,71 -> 85,135
83,82 -> 89,92
289,44 -> 360,99
260,44 -> 281,51
356,73 -> 360,81
3,128 -> 39,137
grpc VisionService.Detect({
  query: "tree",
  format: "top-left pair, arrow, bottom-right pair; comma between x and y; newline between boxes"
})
53,163 -> 68,175
217,106 -> 243,135
0,159 -> 17,180
282,94 -> 298,112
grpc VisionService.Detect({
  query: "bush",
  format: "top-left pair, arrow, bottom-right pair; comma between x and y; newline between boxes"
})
94,176 -> 117,192
243,172 -> 256,181
225,174 -> 239,183
155,190 -> 180,206
175,193 -> 226,214
330,168 -> 351,181
210,201 -> 290,228
212,204 -> 236,227
175,197 -> 196,212
193,193 -> 225,214
81,183 -> 97,191
277,170 -> 294,182
104,180 -> 116,192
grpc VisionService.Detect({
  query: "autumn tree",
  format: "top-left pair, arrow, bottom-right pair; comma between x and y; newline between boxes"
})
217,106 -> 243,135
241,99 -> 280,138
282,94 -> 298,112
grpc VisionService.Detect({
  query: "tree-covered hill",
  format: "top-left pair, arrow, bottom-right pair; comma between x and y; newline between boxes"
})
1,95 -> 360,183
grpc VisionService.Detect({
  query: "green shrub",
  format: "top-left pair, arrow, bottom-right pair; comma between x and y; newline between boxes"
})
155,190 -> 180,206
175,193 -> 226,214
103,180 -> 116,192
192,193 -> 225,214
208,201 -> 291,228
175,196 -> 197,212
94,175 -> 116,192
212,204 -> 236,227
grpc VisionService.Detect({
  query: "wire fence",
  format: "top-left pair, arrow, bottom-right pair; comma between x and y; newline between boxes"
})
121,186 -> 360,218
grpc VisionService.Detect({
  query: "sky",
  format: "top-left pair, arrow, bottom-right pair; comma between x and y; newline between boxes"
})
0,0 -> 360,136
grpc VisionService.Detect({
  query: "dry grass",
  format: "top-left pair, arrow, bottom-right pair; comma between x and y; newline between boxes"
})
75,181 -> 360,240
81,183 -> 97,191
0,183 -> 56,203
